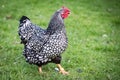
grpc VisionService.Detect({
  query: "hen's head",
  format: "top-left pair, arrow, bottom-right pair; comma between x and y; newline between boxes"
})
58,6 -> 70,19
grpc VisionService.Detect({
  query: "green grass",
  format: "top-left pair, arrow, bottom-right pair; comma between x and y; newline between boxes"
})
0,0 -> 120,80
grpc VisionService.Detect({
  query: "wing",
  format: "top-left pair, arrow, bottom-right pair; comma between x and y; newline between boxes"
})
40,31 -> 68,58
26,25 -> 49,52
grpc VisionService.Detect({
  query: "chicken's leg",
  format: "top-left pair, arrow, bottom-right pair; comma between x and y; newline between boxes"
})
38,66 -> 43,73
57,64 -> 69,75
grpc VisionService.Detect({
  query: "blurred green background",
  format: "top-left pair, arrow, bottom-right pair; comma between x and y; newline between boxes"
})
0,0 -> 120,80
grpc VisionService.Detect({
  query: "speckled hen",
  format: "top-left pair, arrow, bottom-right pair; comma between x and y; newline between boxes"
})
18,7 -> 70,75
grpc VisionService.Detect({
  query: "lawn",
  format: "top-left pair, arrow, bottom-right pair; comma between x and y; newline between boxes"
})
0,0 -> 120,80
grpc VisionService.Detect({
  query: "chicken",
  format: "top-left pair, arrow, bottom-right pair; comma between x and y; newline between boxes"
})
18,7 -> 70,75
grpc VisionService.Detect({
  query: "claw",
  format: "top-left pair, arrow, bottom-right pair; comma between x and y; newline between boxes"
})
59,69 -> 69,75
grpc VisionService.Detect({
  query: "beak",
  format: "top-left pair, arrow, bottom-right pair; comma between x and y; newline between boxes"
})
68,11 -> 71,14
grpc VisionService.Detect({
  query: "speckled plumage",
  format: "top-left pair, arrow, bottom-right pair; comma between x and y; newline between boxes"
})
18,8 -> 68,66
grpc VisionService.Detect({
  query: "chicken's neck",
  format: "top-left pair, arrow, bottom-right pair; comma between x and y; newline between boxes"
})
47,13 -> 65,35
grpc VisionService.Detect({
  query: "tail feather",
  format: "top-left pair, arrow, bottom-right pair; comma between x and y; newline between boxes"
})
20,16 -> 30,23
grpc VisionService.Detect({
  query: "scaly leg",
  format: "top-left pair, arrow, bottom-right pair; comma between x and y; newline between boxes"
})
38,66 -> 43,73
57,64 -> 69,75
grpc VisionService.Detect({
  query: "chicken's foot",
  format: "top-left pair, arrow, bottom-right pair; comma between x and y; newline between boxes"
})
57,64 -> 69,75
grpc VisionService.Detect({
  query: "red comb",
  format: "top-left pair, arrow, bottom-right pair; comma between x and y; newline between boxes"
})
62,6 -> 65,8
62,6 -> 68,9
62,6 -> 70,11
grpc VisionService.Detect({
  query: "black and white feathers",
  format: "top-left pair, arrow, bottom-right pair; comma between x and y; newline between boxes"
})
18,9 -> 68,66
